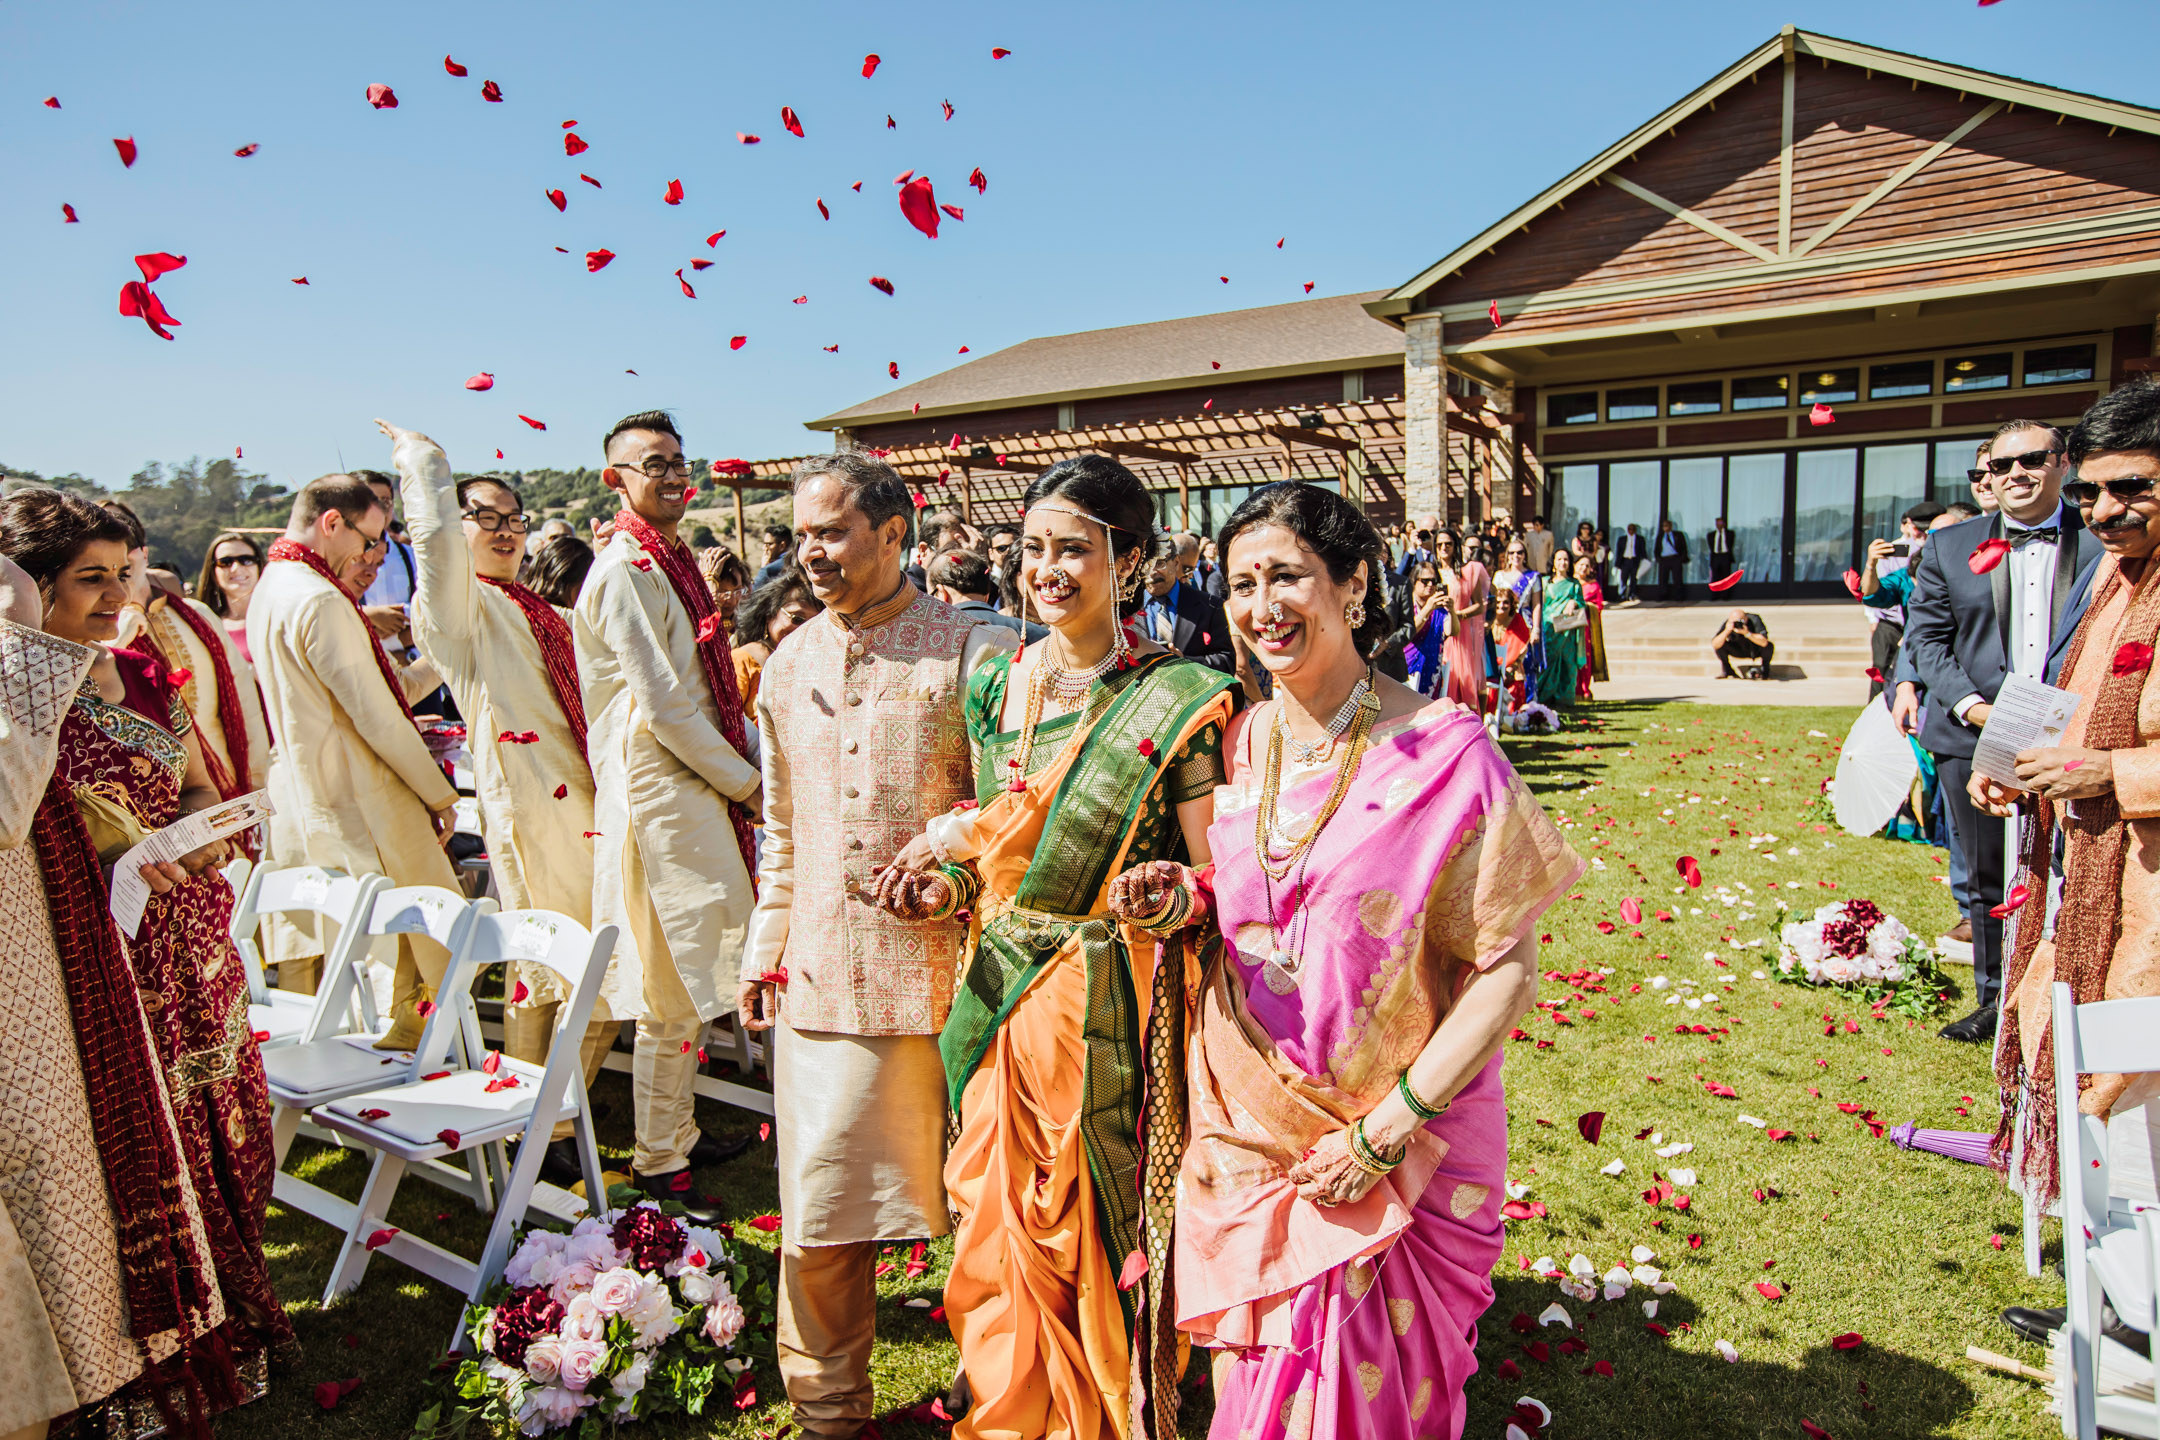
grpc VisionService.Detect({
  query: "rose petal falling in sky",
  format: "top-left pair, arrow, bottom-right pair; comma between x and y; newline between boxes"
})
730,336 -> 747,350
113,136 -> 138,167
465,373 -> 494,391
793,296 -> 807,304
1708,569 -> 1745,592
691,259 -> 713,270
1489,300 -> 1504,328
675,268 -> 696,298
782,105 -> 804,137
118,281 -> 181,340
290,276 -> 309,285
940,203 -> 964,221
1304,282 -> 1315,292
61,203 -> 78,222
579,173 -> 601,188
817,197 -> 830,220
886,115 -> 896,129
585,248 -> 615,272
941,99 -> 954,121
823,344 -> 839,352
234,143 -> 259,157
518,415 -> 546,430
42,96 -> 60,108
564,132 -> 589,157
852,181 -> 863,192
992,47 -> 1011,58
1809,402 -> 1836,426
706,230 -> 726,245
481,80 -> 504,102
546,188 -> 566,211
868,275 -> 895,295
134,252 -> 188,282
664,178 -> 684,205
968,167 -> 988,195
898,177 -> 940,238
889,361 -> 900,379
365,84 -> 398,110
737,132 -> 761,144
861,54 -> 881,77
894,169 -> 914,185
444,56 -> 468,76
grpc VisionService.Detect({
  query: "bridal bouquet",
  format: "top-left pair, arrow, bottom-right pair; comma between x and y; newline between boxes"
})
425,1201 -> 762,1437
1771,898 -> 1946,1017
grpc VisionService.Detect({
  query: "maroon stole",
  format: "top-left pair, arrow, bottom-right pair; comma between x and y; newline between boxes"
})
611,510 -> 756,868
265,538 -> 417,725
131,595 -> 253,794
478,575 -> 590,765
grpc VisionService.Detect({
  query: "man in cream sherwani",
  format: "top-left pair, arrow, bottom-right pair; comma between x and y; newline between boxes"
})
249,475 -> 460,1041
575,411 -> 759,1219
378,419 -> 621,1184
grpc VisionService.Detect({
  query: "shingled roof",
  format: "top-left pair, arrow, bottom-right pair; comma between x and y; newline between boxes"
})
807,290 -> 1403,430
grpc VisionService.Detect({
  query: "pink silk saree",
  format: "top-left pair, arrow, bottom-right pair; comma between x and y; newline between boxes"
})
1179,700 -> 1582,1440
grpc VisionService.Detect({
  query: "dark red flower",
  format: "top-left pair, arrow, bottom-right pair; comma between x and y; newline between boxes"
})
611,1204 -> 689,1269
489,1285 -> 566,1367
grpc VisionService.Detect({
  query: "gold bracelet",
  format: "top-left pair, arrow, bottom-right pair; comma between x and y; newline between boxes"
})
1347,1117 -> 1405,1175
1397,1070 -> 1449,1122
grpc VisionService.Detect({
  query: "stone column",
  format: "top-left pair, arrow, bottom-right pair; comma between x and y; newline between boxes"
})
1489,380 -> 1519,523
1403,313 -> 1447,522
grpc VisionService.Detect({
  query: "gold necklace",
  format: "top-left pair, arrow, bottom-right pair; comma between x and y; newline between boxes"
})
1005,651 -> 1122,793
1252,674 -> 1380,882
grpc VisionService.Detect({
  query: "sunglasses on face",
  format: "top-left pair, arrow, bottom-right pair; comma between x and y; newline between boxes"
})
1966,469 -> 1991,486
2062,475 -> 2160,507
1982,446 -> 2061,477
214,554 -> 259,569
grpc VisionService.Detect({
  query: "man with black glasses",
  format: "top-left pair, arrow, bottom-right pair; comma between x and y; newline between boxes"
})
1904,420 -> 2107,1043
576,411 -> 763,1220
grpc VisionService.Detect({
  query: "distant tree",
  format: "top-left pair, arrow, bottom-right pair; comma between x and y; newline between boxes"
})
114,457 -> 283,573
689,523 -> 718,549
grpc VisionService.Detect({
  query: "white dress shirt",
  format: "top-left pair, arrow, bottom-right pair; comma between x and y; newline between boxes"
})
1955,503 -> 2063,724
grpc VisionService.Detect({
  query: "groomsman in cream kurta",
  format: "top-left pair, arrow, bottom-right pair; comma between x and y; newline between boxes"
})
377,419 -> 621,1183
249,475 -> 460,1042
575,411 -> 760,1220
742,453 -> 1015,1439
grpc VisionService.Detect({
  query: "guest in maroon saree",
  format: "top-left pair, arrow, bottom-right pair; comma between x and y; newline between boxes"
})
3,491 -> 293,1418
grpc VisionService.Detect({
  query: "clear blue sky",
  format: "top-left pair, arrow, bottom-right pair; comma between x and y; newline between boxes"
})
2,0 -> 2153,488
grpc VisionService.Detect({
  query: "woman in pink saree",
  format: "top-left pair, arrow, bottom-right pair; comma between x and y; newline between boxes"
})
1114,483 -> 1581,1440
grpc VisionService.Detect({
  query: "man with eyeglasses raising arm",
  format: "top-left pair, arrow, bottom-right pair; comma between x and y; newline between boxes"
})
1904,419 -> 2107,1044
374,419 -> 623,1185
575,411 -> 762,1220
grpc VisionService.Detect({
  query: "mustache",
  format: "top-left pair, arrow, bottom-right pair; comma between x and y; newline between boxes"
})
2091,513 -> 2149,533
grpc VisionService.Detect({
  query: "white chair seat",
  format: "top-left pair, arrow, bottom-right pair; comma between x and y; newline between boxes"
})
247,991 -> 316,1049
262,1034 -> 410,1108
317,1058 -> 564,1158
2092,1226 -> 2158,1334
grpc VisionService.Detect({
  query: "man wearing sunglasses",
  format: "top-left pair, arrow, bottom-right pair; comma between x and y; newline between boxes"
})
1905,420 -> 2107,1044
576,411 -> 763,1222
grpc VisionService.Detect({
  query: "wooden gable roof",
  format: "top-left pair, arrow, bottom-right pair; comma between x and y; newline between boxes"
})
1371,28 -> 2160,376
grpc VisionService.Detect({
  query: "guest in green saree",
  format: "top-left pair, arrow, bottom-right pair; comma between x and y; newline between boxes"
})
1536,548 -> 1585,707
875,455 -> 1234,1440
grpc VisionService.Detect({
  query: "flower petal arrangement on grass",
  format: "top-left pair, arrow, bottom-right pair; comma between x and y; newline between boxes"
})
427,1191 -> 768,1436
1771,897 -> 1949,1017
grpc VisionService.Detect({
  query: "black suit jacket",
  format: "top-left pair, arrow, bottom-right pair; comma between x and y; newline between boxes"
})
1656,531 -> 1689,564
1616,532 -> 1648,565
2045,547 -> 2110,686
1145,582 -> 1235,674
1708,528 -> 1735,557
1903,510 -> 2105,758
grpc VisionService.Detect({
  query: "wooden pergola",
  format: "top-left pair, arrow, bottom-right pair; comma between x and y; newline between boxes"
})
726,393 -> 1523,529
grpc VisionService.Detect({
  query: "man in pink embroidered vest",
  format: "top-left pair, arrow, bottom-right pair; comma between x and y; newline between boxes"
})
575,412 -> 761,1221
742,453 -> 1015,1439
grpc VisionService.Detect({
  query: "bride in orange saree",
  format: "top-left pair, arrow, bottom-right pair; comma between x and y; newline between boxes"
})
1124,483 -> 1582,1440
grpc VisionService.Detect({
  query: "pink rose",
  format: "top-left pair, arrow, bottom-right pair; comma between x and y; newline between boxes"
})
515,1384 -> 587,1435
522,1335 -> 564,1385
559,1293 -> 606,1342
704,1292 -> 746,1348
558,1337 -> 607,1393
589,1266 -> 643,1317
1819,957 -> 1859,985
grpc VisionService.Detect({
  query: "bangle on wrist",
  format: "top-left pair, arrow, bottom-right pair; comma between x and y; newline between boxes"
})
1132,879 -> 1194,935
925,863 -> 979,923
1397,1070 -> 1449,1123
1347,1116 -> 1405,1176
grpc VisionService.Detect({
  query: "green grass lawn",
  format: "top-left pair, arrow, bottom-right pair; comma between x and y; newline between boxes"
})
227,700 -> 2064,1440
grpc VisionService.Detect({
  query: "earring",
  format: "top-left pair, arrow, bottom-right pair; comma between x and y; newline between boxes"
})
1345,600 -> 1366,627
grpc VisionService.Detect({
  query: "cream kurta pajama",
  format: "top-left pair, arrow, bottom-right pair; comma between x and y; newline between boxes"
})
392,434 -> 617,1131
575,524 -> 761,1175
248,555 -> 459,1020
143,594 -> 272,799
745,583 -> 1014,1437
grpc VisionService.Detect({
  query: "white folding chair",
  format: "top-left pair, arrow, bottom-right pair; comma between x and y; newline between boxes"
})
229,863 -> 384,1051
266,886 -> 499,1227
2051,981 -> 2160,1440
311,909 -> 618,1339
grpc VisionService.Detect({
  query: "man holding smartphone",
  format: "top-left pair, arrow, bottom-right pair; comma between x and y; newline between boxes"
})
1856,500 -> 1946,698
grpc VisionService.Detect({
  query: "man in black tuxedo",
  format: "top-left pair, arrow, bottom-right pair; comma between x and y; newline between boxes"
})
1614,523 -> 1648,601
1654,519 -> 1689,600
1139,536 -> 1234,674
1706,517 -> 1736,585
1903,420 -> 2107,1043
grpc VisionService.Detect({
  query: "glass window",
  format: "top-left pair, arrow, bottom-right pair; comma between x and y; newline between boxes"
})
1668,381 -> 1723,416
1732,375 -> 1791,411
1666,456 -> 1723,584
1861,444 -> 1929,549
1800,368 -> 1859,406
1606,387 -> 1659,422
1934,438 -> 1988,506
1869,360 -> 1934,400
1607,462 -> 1660,564
1727,453 -> 1786,584
1549,465 -> 1595,548
1944,353 -> 2012,392
1547,392 -> 1599,427
1794,449 -> 1858,582
2025,344 -> 2097,387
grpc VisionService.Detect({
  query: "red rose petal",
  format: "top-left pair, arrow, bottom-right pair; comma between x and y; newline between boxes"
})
565,132 -> 590,157
1808,402 -> 1836,427
1709,568 -> 1746,592
584,249 -> 614,273
748,1213 -> 783,1232
552,783 -> 568,799
1969,538 -> 2011,575
365,84 -> 398,110
1988,883 -> 2030,919
444,55 -> 468,76
868,275 -> 895,296
113,136 -> 138,167
465,372 -> 494,391
234,143 -> 259,157
1831,1331 -> 1864,1350
730,335 -> 747,350
168,667 -> 193,687
664,177 -> 685,206
436,1128 -> 461,1149
898,176 -> 941,238
42,96 -> 59,108
546,188 -> 566,212
1677,855 -> 1702,888
365,1227 -> 398,1250
2114,642 -> 2155,676
942,99 -> 955,121
62,203 -> 79,222
782,105 -> 804,137
1800,1423 -> 1833,1440
675,268 -> 696,298
580,174 -> 601,188
1755,1281 -> 1784,1300
1577,1111 -> 1605,1145
481,80 -> 503,103
357,1107 -> 389,1120
861,53 -> 881,77
969,166 -> 988,194
737,132 -> 760,144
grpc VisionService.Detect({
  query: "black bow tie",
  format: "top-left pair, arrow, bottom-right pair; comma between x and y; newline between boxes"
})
2008,526 -> 2060,549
